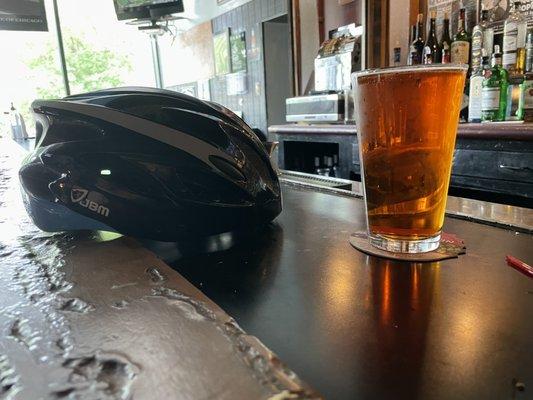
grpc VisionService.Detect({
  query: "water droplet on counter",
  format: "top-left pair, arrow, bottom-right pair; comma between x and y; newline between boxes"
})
267,390 -> 300,400
53,352 -> 138,400
8,318 -> 41,351
150,287 -> 216,321
111,300 -> 129,310
0,249 -> 14,257
0,355 -> 20,399
111,282 -> 137,290
145,267 -> 167,284
56,337 -> 73,353
51,387 -> 75,398
60,298 -> 94,313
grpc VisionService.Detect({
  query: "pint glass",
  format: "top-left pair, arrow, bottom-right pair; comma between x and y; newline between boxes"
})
352,65 -> 467,253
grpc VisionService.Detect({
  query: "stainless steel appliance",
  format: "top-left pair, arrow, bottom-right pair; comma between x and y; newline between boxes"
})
285,23 -> 361,124
286,93 -> 345,123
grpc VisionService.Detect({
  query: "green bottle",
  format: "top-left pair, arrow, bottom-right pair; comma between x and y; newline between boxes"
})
451,8 -> 471,65
482,45 -> 509,122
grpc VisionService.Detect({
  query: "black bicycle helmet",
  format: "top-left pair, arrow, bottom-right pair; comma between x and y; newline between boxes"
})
19,87 -> 282,241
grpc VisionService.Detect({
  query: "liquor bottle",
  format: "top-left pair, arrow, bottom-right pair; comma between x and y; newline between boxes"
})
332,155 -> 339,177
440,13 -> 452,64
393,40 -> 401,66
502,1 -> 527,73
409,24 -> 416,48
481,45 -> 509,122
451,8 -> 471,65
423,11 -> 441,64
471,10 -> 490,72
408,14 -> 424,65
314,157 -> 322,176
322,155 -> 330,176
469,50 -> 490,122
506,74 -> 524,120
526,29 -> 533,75
520,30 -> 533,121
516,48 -> 527,75
482,10 -> 494,58
326,157 -> 334,177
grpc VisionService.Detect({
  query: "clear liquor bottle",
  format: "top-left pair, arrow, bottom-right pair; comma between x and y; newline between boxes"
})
520,30 -> 533,121
482,10 -> 494,58
314,157 -> 322,176
332,155 -> 339,178
502,1 -> 527,73
469,50 -> 491,122
471,10 -> 491,71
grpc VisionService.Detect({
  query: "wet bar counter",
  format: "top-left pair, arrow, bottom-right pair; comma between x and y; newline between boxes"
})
0,142 -> 318,400
3,141 -> 532,400
268,123 -> 533,207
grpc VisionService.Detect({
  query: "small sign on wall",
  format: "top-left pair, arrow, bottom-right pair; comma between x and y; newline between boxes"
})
226,71 -> 248,96
230,31 -> 247,72
0,0 -> 48,31
482,0 -> 533,32
213,28 -> 231,76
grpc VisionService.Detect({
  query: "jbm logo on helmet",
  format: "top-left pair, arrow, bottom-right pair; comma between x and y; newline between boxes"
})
70,187 -> 110,217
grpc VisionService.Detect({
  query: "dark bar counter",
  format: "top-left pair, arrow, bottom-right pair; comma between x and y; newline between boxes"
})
3,140 -> 532,400
173,180 -> 533,400
268,123 -> 533,207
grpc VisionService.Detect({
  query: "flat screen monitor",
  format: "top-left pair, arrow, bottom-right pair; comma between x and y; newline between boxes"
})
114,0 -> 184,21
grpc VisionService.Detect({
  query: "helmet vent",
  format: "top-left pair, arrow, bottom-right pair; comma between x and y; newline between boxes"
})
209,156 -> 246,182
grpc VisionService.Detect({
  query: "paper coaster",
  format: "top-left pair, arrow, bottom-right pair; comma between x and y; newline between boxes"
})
349,232 -> 466,262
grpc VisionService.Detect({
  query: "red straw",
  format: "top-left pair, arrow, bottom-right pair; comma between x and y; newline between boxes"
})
506,255 -> 533,279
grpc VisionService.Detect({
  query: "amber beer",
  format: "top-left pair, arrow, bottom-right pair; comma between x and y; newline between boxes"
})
353,65 -> 467,253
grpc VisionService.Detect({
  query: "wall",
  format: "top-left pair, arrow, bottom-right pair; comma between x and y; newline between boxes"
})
210,0 -> 290,133
389,0 -> 411,66
323,0 -> 362,38
299,0 -> 320,94
159,22 -> 215,86
264,16 -> 292,126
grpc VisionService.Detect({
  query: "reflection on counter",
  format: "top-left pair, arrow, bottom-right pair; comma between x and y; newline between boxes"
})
279,170 -> 533,233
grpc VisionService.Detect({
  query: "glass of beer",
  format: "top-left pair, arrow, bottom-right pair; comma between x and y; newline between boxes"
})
352,65 -> 467,253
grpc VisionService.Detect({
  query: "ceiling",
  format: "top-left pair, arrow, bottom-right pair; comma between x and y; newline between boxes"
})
173,0 -> 254,31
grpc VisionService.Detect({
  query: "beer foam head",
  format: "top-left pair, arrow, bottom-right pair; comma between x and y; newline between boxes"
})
352,64 -> 468,85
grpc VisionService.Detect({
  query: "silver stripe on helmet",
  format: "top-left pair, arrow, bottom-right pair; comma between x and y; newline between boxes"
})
34,100 -> 235,169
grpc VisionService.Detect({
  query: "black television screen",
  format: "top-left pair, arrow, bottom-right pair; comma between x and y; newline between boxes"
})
114,0 -> 183,21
